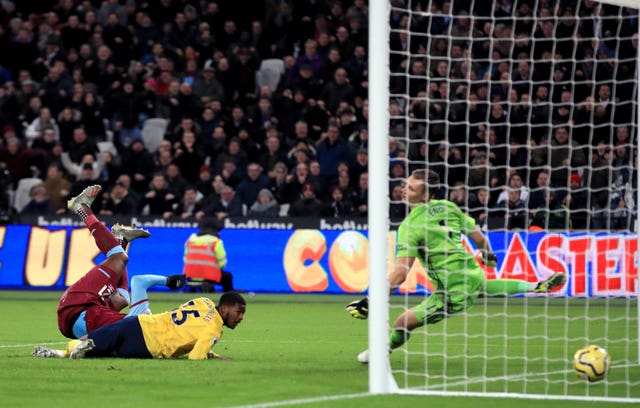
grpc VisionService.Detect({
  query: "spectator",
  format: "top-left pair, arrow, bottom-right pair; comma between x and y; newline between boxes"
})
25,107 -> 59,146
528,169 -> 552,210
259,134 -> 288,176
282,162 -> 310,204
99,179 -> 138,216
496,188 -> 528,230
530,189 -> 571,230
172,185 -> 205,220
315,124 -> 351,180
469,186 -> 492,228
449,181 -> 478,213
120,139 -> 157,195
388,183 -> 406,220
294,39 -> 325,78
319,67 -> 355,115
496,172 -> 529,207
141,172 -> 177,217
21,185 -> 55,215
40,162 -> 71,214
192,63 -> 225,105
248,188 -> 280,217
564,173 -> 590,230
205,184 -> 244,220
351,171 -> 368,217
266,161 -> 289,204
236,163 -> 269,207
107,79 -> 144,147
66,127 -> 99,166
172,131 -> 204,184
214,137 -> 249,179
0,137 -> 46,187
288,183 -> 327,217
531,125 -> 587,188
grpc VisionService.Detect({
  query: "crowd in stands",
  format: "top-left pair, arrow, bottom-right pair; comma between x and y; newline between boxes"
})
0,0 -> 636,231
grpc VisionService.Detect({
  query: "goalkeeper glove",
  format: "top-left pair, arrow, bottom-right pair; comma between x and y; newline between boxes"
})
482,252 -> 498,268
346,297 -> 368,319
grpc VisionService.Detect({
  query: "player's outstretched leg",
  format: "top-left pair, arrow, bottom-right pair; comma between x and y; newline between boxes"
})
111,223 -> 151,250
32,345 -> 65,358
534,272 -> 567,293
67,185 -> 102,215
67,185 -> 124,256
69,339 -> 95,359
126,274 -> 187,316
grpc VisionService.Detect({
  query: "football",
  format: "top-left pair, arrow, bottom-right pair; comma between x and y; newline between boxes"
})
573,345 -> 611,382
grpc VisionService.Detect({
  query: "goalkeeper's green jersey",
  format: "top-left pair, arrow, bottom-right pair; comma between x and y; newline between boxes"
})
396,199 -> 477,272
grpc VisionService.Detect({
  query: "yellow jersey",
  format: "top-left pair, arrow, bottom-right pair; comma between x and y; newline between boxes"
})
138,297 -> 223,360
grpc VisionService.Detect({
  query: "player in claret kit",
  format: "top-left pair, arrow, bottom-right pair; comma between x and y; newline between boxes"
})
34,292 -> 246,360
55,185 -> 186,340
347,170 -> 567,363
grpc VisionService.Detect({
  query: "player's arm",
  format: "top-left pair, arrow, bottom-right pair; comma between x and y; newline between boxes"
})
346,256 -> 414,320
206,350 -> 232,360
468,226 -> 497,267
214,239 -> 227,270
389,256 -> 414,293
188,337 -> 216,360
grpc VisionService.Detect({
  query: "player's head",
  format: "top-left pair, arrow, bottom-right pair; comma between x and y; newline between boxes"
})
198,217 -> 219,236
217,292 -> 246,329
405,169 -> 439,204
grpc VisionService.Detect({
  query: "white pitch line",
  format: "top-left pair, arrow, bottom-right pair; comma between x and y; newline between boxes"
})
405,361 -> 639,390
222,392 -> 371,408
0,341 -> 67,349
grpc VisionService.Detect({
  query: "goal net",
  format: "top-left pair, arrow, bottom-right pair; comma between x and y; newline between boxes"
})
367,0 -> 640,402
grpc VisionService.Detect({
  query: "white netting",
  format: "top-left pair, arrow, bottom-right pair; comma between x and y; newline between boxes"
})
376,0 -> 640,401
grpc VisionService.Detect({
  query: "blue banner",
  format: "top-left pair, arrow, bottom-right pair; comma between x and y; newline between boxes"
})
0,226 -> 637,296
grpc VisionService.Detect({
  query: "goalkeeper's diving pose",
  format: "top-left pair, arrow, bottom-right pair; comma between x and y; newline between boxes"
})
347,170 -> 566,363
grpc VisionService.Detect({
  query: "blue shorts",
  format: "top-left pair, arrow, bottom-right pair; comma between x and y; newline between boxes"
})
87,317 -> 153,359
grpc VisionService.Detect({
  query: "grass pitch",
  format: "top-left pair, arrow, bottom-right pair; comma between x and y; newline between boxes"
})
0,291 -> 637,408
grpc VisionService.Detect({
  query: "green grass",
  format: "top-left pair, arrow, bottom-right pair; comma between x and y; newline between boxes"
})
0,291 -> 638,408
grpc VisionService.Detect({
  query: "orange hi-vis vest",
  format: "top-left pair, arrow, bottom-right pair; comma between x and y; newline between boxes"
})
183,235 -> 225,282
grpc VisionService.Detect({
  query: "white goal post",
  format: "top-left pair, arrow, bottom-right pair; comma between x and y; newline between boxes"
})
367,0 -> 640,402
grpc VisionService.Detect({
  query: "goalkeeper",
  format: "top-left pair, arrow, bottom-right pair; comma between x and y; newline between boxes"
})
347,170 -> 566,363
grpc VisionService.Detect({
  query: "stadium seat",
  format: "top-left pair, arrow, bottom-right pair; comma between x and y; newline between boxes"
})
255,59 -> 285,92
97,141 -> 117,156
141,125 -> 166,154
13,178 -> 43,213
278,203 -> 289,217
144,118 -> 169,131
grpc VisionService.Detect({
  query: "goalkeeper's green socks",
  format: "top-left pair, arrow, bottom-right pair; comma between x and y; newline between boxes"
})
389,329 -> 411,350
485,279 -> 535,296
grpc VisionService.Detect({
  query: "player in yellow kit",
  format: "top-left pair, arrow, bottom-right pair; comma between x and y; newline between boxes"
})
33,292 -> 245,360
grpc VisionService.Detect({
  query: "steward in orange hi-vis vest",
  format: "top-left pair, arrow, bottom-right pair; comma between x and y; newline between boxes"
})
182,218 -> 235,292
183,234 -> 226,282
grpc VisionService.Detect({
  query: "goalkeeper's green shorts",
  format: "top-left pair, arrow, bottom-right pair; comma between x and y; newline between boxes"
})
413,259 -> 485,325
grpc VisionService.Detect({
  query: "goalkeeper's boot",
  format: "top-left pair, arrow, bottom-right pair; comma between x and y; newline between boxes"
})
356,348 -> 392,364
111,223 -> 151,242
534,272 -> 567,293
32,346 -> 65,358
166,274 -> 187,290
67,185 -> 102,213
69,338 -> 95,359
357,349 -> 370,364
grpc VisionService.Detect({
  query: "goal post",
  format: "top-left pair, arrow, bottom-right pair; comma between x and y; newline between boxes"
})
367,0 -> 640,402
367,0 -> 395,394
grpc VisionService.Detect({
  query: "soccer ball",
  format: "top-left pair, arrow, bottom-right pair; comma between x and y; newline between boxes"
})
573,345 -> 611,382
